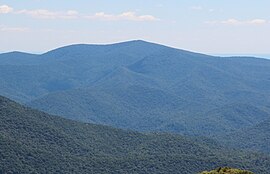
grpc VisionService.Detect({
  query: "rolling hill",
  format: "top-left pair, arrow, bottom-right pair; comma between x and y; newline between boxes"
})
0,40 -> 270,138
0,51 -> 38,65
217,119 -> 270,153
1,95 -> 270,174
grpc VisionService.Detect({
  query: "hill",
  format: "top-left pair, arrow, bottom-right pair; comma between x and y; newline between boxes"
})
0,51 -> 38,65
216,119 -> 270,153
1,40 -> 270,138
1,95 -> 270,173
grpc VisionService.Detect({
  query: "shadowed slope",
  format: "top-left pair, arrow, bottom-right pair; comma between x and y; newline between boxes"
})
1,95 -> 270,173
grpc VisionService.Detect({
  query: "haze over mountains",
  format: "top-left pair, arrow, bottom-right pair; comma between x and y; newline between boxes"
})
0,40 -> 270,154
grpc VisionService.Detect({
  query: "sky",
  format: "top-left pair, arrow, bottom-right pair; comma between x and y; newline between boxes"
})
0,0 -> 270,55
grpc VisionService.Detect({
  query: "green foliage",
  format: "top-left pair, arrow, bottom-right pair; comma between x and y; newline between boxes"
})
217,119 -> 270,153
1,40 -> 270,153
200,167 -> 254,174
1,96 -> 270,173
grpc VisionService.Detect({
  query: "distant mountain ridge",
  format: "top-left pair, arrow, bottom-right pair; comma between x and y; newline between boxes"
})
0,40 -> 270,151
0,51 -> 38,65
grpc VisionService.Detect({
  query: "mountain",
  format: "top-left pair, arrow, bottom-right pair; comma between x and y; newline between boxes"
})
0,51 -> 38,65
1,95 -> 270,174
217,119 -> 270,153
0,40 -> 171,102
1,40 -> 270,137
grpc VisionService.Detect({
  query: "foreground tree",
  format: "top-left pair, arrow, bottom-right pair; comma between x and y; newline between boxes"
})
200,167 -> 254,174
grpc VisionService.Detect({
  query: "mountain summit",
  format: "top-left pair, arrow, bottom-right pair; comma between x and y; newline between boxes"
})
0,40 -> 270,139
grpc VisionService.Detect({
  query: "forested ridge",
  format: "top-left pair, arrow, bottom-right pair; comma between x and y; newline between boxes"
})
1,95 -> 270,174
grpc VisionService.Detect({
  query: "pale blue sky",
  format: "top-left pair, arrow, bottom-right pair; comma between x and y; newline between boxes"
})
0,0 -> 270,54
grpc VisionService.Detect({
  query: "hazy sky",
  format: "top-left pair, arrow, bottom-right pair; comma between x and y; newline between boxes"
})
1,0 -> 270,54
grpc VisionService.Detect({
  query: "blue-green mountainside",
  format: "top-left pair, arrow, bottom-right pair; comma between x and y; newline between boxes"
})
0,40 -> 270,155
0,95 -> 269,174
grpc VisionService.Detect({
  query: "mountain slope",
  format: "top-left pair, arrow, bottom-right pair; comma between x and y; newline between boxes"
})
1,40 -> 270,137
0,41 -> 172,102
217,119 -> 270,153
28,86 -> 191,131
1,95 -> 270,173
0,51 -> 38,65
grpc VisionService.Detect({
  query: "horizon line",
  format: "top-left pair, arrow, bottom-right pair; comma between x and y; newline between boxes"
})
0,40 -> 270,59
